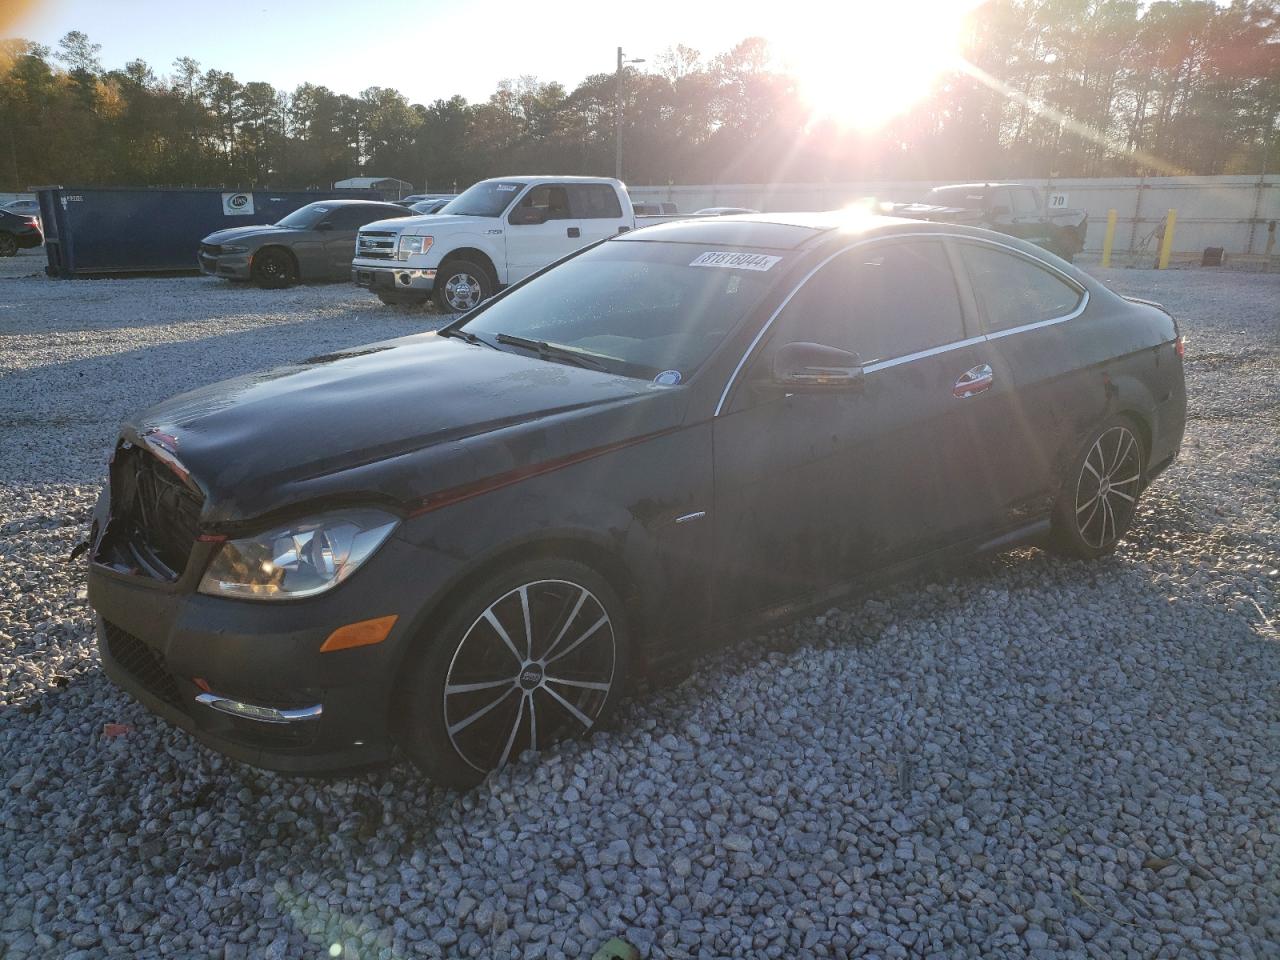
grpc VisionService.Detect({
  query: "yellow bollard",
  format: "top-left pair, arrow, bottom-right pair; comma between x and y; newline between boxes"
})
1157,209 -> 1177,270
1101,209 -> 1117,268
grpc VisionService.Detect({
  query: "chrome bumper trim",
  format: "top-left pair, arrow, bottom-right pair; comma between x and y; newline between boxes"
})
195,692 -> 323,724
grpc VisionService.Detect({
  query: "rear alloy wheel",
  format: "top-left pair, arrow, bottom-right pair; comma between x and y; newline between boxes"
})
396,559 -> 628,788
0,232 -> 17,257
251,248 -> 296,288
433,259 -> 491,314
1050,419 -> 1144,558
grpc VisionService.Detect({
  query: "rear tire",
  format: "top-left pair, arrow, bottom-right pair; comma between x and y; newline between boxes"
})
251,247 -> 296,288
432,259 -> 492,314
395,558 -> 630,788
1048,416 -> 1145,559
0,233 -> 17,257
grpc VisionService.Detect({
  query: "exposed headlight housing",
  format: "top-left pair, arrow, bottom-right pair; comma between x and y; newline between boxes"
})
397,235 -> 433,261
197,508 -> 399,600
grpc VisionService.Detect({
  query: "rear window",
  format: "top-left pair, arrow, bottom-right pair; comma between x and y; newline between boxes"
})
958,242 -> 1083,332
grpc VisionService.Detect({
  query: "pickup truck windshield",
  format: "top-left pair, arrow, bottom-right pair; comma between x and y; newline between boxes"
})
441,182 -> 526,217
456,241 -> 784,380
275,204 -> 330,228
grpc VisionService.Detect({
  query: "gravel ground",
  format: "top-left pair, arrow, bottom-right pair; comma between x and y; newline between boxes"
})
1,265 -> 1277,959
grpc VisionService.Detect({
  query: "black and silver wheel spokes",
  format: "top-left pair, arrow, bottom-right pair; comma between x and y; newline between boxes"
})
1074,426 -> 1141,549
443,580 -> 616,773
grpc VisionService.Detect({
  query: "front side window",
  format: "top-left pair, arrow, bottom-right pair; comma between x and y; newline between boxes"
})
957,242 -> 1083,333
569,184 -> 623,219
457,241 -> 784,379
771,240 -> 965,365
514,185 -> 572,221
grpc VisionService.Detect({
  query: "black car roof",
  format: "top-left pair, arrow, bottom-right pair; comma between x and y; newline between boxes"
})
308,199 -> 405,207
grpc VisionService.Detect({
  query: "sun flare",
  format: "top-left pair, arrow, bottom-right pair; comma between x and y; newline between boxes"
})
778,1 -> 976,132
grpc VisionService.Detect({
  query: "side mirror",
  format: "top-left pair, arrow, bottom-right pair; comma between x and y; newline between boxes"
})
509,206 -> 548,226
315,220 -> 334,231
772,341 -> 865,390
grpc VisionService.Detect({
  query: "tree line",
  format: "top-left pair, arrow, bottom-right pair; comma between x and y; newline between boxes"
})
1,1 -> 1277,194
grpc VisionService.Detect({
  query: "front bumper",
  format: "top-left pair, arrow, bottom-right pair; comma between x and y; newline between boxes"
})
351,263 -> 436,293
87,535 -> 428,775
198,252 -> 251,279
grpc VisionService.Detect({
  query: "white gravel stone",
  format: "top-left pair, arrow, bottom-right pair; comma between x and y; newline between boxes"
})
0,265 -> 1277,959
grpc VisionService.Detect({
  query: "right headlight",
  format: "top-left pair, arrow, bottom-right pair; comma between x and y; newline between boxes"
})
397,235 -> 433,261
198,508 -> 399,601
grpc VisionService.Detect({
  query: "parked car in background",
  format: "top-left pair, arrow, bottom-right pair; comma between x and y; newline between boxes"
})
88,213 -> 1184,785
395,194 -> 457,210
198,200 -> 413,287
0,207 -> 43,256
352,176 -> 635,310
2,199 -> 41,218
694,206 -> 760,216
894,183 -> 1089,261
631,200 -> 680,215
408,198 -> 455,215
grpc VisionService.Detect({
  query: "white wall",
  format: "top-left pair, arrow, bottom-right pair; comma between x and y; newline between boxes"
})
629,176 -> 1280,258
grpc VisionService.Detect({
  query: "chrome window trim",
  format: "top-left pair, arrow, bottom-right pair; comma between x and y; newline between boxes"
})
714,231 -> 1088,416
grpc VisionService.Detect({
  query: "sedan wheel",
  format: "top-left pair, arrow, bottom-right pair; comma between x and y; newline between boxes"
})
0,232 -> 17,257
1051,419 -> 1144,558
396,560 -> 628,787
251,248 -> 295,288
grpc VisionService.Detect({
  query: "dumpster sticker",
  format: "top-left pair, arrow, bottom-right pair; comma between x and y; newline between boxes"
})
222,192 -> 255,216
1047,192 -> 1069,209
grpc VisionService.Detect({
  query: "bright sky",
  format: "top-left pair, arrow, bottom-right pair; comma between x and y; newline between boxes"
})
8,0 -> 828,103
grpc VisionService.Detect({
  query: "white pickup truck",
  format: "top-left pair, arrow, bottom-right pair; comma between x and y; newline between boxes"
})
351,176 -> 637,311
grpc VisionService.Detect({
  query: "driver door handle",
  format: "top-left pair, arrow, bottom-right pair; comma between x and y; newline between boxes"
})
953,363 -> 994,399
567,227 -> 580,238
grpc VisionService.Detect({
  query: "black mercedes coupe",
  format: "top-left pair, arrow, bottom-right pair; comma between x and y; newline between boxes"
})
88,213 -> 1186,786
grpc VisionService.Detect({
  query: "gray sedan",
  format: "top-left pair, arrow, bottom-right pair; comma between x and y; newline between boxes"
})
198,200 -> 413,287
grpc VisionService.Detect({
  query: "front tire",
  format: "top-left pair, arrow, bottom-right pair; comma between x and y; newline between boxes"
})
0,233 -> 17,257
395,558 -> 630,788
432,259 -> 492,314
251,247 -> 296,288
1049,417 -> 1145,558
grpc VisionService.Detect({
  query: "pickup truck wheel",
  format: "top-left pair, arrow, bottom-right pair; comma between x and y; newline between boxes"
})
0,233 -> 17,257
434,260 -> 491,314
251,248 -> 296,288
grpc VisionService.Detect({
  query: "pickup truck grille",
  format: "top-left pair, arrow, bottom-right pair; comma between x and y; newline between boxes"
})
357,232 -> 396,259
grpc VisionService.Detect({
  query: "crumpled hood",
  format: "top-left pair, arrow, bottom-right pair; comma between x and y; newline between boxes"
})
124,334 -> 672,527
202,224 -> 291,244
887,202 -> 981,223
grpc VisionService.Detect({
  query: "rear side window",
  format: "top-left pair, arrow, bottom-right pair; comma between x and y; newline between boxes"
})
776,240 -> 965,364
569,184 -> 623,219
330,207 -> 391,229
958,242 -> 1083,333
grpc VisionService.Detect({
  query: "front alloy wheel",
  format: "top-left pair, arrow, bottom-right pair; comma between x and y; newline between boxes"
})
1051,419 -> 1144,557
396,560 -> 628,787
433,259 -> 491,313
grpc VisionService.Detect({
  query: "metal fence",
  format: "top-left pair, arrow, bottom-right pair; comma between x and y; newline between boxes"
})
629,175 -> 1279,260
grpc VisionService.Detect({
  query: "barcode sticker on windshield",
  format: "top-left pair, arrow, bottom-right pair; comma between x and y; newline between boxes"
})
689,251 -> 782,271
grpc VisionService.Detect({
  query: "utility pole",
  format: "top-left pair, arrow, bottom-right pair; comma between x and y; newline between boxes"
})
615,47 -> 645,181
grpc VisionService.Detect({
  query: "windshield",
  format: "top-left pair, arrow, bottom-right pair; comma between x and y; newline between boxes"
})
275,203 -> 330,228
410,199 -> 447,214
440,182 -> 525,218
458,241 -> 785,380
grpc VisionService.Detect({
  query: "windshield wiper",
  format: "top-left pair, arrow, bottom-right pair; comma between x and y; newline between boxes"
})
439,327 -> 497,349
494,333 -> 608,371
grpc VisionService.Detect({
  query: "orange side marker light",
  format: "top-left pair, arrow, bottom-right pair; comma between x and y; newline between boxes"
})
320,615 -> 399,653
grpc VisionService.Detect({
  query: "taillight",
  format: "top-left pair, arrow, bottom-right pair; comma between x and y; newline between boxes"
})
24,217 -> 38,226
1175,335 -> 1185,358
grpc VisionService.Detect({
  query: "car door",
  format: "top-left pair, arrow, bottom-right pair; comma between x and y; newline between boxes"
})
567,184 -> 628,245
322,207 -> 381,277
950,238 -> 1091,520
712,237 -> 1007,620
505,184 -> 582,283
